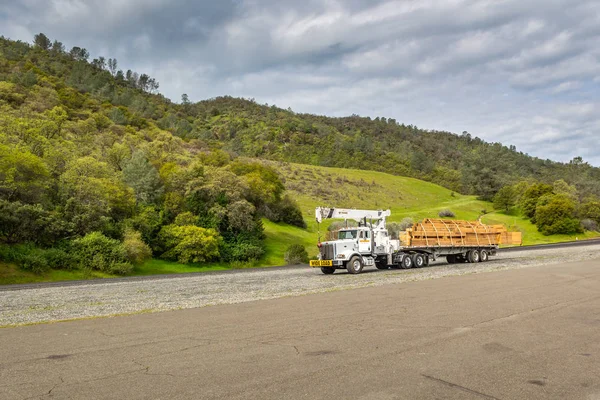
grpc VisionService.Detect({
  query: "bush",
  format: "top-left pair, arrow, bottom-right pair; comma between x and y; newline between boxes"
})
158,225 -> 221,264
438,209 -> 455,218
19,251 -> 50,274
71,232 -> 129,272
386,218 -> 413,239
0,243 -> 35,263
581,219 -> 599,232
228,242 -> 264,261
123,229 -> 152,264
44,248 -> 75,270
284,244 -> 309,265
108,262 -> 134,275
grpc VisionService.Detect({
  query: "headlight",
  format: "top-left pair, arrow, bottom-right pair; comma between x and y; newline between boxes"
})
337,254 -> 345,259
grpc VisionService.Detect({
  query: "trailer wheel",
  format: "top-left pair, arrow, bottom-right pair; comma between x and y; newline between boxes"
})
401,255 -> 413,269
346,256 -> 364,274
412,253 -> 425,268
446,254 -> 456,264
479,250 -> 488,262
467,250 -> 480,263
321,267 -> 335,274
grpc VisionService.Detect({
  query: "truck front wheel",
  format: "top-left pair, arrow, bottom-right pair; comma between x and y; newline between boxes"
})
346,256 -> 364,274
321,267 -> 335,274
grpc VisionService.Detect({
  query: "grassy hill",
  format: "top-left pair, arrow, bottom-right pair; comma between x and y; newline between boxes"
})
261,161 -> 599,265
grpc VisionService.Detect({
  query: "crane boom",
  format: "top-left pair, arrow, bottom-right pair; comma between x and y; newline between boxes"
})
315,207 -> 391,227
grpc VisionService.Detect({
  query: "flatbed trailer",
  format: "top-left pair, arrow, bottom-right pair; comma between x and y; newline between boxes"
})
310,208 -> 520,274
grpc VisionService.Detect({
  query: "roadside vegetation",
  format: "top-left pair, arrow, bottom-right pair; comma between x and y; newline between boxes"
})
1,33 -> 600,284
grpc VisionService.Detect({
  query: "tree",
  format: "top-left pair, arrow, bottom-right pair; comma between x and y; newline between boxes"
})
122,151 -> 164,205
534,195 -> 582,235
0,144 -> 49,203
107,58 -> 118,76
493,186 -> 517,212
69,46 -> 89,61
33,33 -> 51,50
51,40 -> 65,54
520,183 -> 554,218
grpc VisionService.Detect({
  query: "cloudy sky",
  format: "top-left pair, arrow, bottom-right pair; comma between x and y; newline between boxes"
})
2,0 -> 599,164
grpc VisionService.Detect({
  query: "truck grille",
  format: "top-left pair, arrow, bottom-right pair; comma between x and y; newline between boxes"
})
320,244 -> 335,260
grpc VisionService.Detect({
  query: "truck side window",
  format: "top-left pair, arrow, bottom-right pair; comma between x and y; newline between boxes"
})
365,231 -> 370,238
359,231 -> 364,239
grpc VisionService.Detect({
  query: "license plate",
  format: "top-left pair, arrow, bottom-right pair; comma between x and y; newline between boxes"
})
310,260 -> 333,267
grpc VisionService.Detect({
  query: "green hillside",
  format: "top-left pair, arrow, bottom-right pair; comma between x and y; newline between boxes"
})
261,161 -> 599,266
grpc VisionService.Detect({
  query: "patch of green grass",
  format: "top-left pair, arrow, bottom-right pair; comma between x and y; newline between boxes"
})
0,262 -> 114,285
131,259 -> 230,276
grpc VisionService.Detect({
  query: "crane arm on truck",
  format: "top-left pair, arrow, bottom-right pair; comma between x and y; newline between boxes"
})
315,207 -> 391,229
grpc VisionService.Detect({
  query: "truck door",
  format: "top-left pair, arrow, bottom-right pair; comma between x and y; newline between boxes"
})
358,230 -> 372,253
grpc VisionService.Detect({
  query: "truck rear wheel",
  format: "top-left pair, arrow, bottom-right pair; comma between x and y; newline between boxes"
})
412,253 -> 425,268
346,256 -> 364,274
321,267 -> 335,274
401,255 -> 413,269
479,250 -> 488,262
467,250 -> 480,263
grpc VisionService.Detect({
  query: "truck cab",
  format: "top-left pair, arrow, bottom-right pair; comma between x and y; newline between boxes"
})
314,224 -> 399,274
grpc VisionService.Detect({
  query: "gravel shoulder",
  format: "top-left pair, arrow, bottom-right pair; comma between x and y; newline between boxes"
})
2,245 -> 600,327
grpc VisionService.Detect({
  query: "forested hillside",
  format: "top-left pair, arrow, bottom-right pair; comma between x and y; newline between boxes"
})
1,33 -> 599,280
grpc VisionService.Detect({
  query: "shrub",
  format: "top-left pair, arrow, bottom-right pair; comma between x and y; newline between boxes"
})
44,248 -> 75,270
0,243 -> 35,263
19,251 -> 50,274
386,218 -> 414,239
158,225 -> 221,264
71,232 -> 129,272
123,229 -> 152,264
108,262 -> 134,275
581,219 -> 599,232
228,242 -> 264,261
284,244 -> 309,265
438,209 -> 455,218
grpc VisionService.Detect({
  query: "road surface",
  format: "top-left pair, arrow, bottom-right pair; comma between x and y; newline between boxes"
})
1,258 -> 600,399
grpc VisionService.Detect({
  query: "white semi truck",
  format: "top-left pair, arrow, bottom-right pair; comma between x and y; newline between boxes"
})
310,207 -> 499,274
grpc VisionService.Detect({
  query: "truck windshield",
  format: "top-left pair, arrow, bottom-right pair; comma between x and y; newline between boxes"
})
338,230 -> 357,240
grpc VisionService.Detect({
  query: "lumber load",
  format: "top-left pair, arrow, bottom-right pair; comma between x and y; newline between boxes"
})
400,219 -> 522,247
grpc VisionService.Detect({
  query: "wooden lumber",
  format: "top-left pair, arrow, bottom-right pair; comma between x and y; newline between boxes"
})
400,219 -> 522,247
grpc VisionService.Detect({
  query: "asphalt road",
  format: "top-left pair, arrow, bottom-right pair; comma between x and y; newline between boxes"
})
1,259 -> 600,399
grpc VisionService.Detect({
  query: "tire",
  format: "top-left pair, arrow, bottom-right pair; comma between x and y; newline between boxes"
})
321,267 -> 335,274
401,255 -> 413,269
412,254 -> 425,268
446,254 -> 456,264
467,250 -> 480,263
479,250 -> 488,262
346,256 -> 364,274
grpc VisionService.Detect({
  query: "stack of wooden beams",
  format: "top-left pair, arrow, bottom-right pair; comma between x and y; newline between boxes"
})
400,219 -> 522,247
